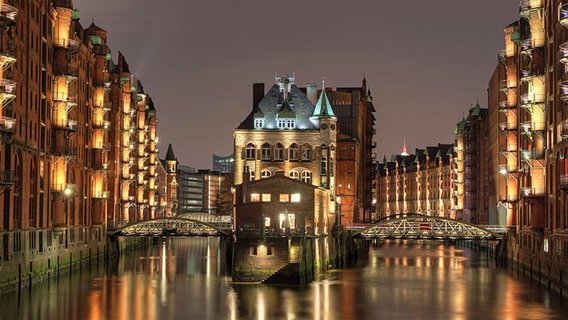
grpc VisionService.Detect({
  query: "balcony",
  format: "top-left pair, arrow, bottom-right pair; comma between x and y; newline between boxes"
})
93,190 -> 110,199
52,119 -> 78,131
520,67 -> 543,81
520,121 -> 545,134
93,120 -> 111,130
520,186 -> 545,198
52,145 -> 77,157
520,93 -> 544,106
498,100 -> 514,111
0,116 -> 16,133
54,65 -> 78,81
519,0 -> 544,17
560,42 -> 568,64
0,4 -> 18,28
520,39 -> 534,54
562,121 -> 568,139
498,164 -> 517,175
561,3 -> 568,27
520,148 -> 544,161
560,81 -> 568,102
0,171 -> 15,185
498,49 -> 507,63
0,43 -> 16,68
498,122 -> 516,131
53,38 -> 80,52
51,183 -> 76,194
53,92 -> 78,106
0,78 -> 16,101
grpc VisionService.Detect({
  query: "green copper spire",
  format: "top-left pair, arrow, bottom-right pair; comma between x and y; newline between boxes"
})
312,79 -> 335,118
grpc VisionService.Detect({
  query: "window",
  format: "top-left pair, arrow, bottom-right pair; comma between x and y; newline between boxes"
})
278,119 -> 295,129
301,144 -> 312,161
250,170 -> 255,180
279,194 -> 290,202
291,193 -> 301,203
254,118 -> 264,129
246,143 -> 256,160
290,170 -> 299,180
274,143 -> 283,161
261,170 -> 272,178
265,217 -> 271,227
301,171 -> 311,184
251,193 -> 260,202
289,143 -> 299,161
261,143 -> 271,161
321,156 -> 327,174
262,194 -> 271,202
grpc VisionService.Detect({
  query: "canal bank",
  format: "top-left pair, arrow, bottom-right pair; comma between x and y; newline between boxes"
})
0,227 -> 150,294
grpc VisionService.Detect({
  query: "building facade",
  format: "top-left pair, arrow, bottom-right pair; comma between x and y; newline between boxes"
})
455,102 -> 490,224
0,0 -> 161,286
376,144 -> 455,220
212,154 -> 234,174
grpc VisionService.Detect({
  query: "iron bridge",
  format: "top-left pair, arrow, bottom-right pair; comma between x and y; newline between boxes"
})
110,217 -> 232,237
354,213 -> 503,241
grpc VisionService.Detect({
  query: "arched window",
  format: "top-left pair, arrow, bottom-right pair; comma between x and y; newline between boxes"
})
274,143 -> 284,161
289,143 -> 299,161
246,143 -> 256,160
301,171 -> 312,184
261,143 -> 271,161
261,170 -> 272,178
321,156 -> 327,175
250,170 -> 255,180
289,170 -> 299,180
301,144 -> 312,161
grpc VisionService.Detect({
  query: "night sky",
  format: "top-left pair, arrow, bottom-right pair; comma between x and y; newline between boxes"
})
73,0 -> 519,169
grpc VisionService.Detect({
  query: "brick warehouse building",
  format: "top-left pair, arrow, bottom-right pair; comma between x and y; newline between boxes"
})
233,75 -> 376,228
0,0 -> 162,289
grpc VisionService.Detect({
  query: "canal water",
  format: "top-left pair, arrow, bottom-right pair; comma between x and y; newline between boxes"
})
1,237 -> 567,319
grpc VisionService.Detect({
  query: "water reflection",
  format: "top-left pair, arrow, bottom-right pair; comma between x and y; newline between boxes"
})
1,238 -> 567,319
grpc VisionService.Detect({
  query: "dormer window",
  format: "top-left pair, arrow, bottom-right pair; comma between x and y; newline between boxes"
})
278,119 -> 295,129
254,118 -> 264,129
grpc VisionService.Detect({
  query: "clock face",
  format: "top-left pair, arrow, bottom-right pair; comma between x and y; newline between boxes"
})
321,123 -> 328,129
330,124 -> 336,130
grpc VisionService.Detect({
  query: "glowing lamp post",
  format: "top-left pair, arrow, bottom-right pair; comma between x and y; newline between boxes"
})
336,196 -> 342,226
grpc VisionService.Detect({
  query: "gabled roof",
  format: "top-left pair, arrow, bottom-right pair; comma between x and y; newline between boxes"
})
237,78 -> 317,130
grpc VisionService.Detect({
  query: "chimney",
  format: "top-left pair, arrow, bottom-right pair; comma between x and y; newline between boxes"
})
253,83 -> 264,110
306,82 -> 317,106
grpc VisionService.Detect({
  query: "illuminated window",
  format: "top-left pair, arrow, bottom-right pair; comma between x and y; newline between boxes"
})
279,194 -> 289,202
246,143 -> 256,160
261,143 -> 271,161
262,194 -> 271,202
301,144 -> 312,161
250,170 -> 255,180
289,143 -> 299,161
254,118 -> 264,129
265,217 -> 271,227
261,170 -> 271,178
251,193 -> 260,202
291,193 -> 301,203
278,119 -> 295,129
290,170 -> 299,180
301,171 -> 311,184
274,143 -> 283,161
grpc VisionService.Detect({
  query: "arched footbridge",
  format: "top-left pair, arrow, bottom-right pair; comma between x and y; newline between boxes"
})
109,217 -> 232,237
353,213 -> 504,241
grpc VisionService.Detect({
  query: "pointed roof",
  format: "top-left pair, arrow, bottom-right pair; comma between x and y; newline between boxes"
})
312,80 -> 335,118
86,21 -> 107,34
165,143 -> 177,161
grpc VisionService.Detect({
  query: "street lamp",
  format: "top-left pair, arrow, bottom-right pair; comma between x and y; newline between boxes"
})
336,196 -> 342,226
